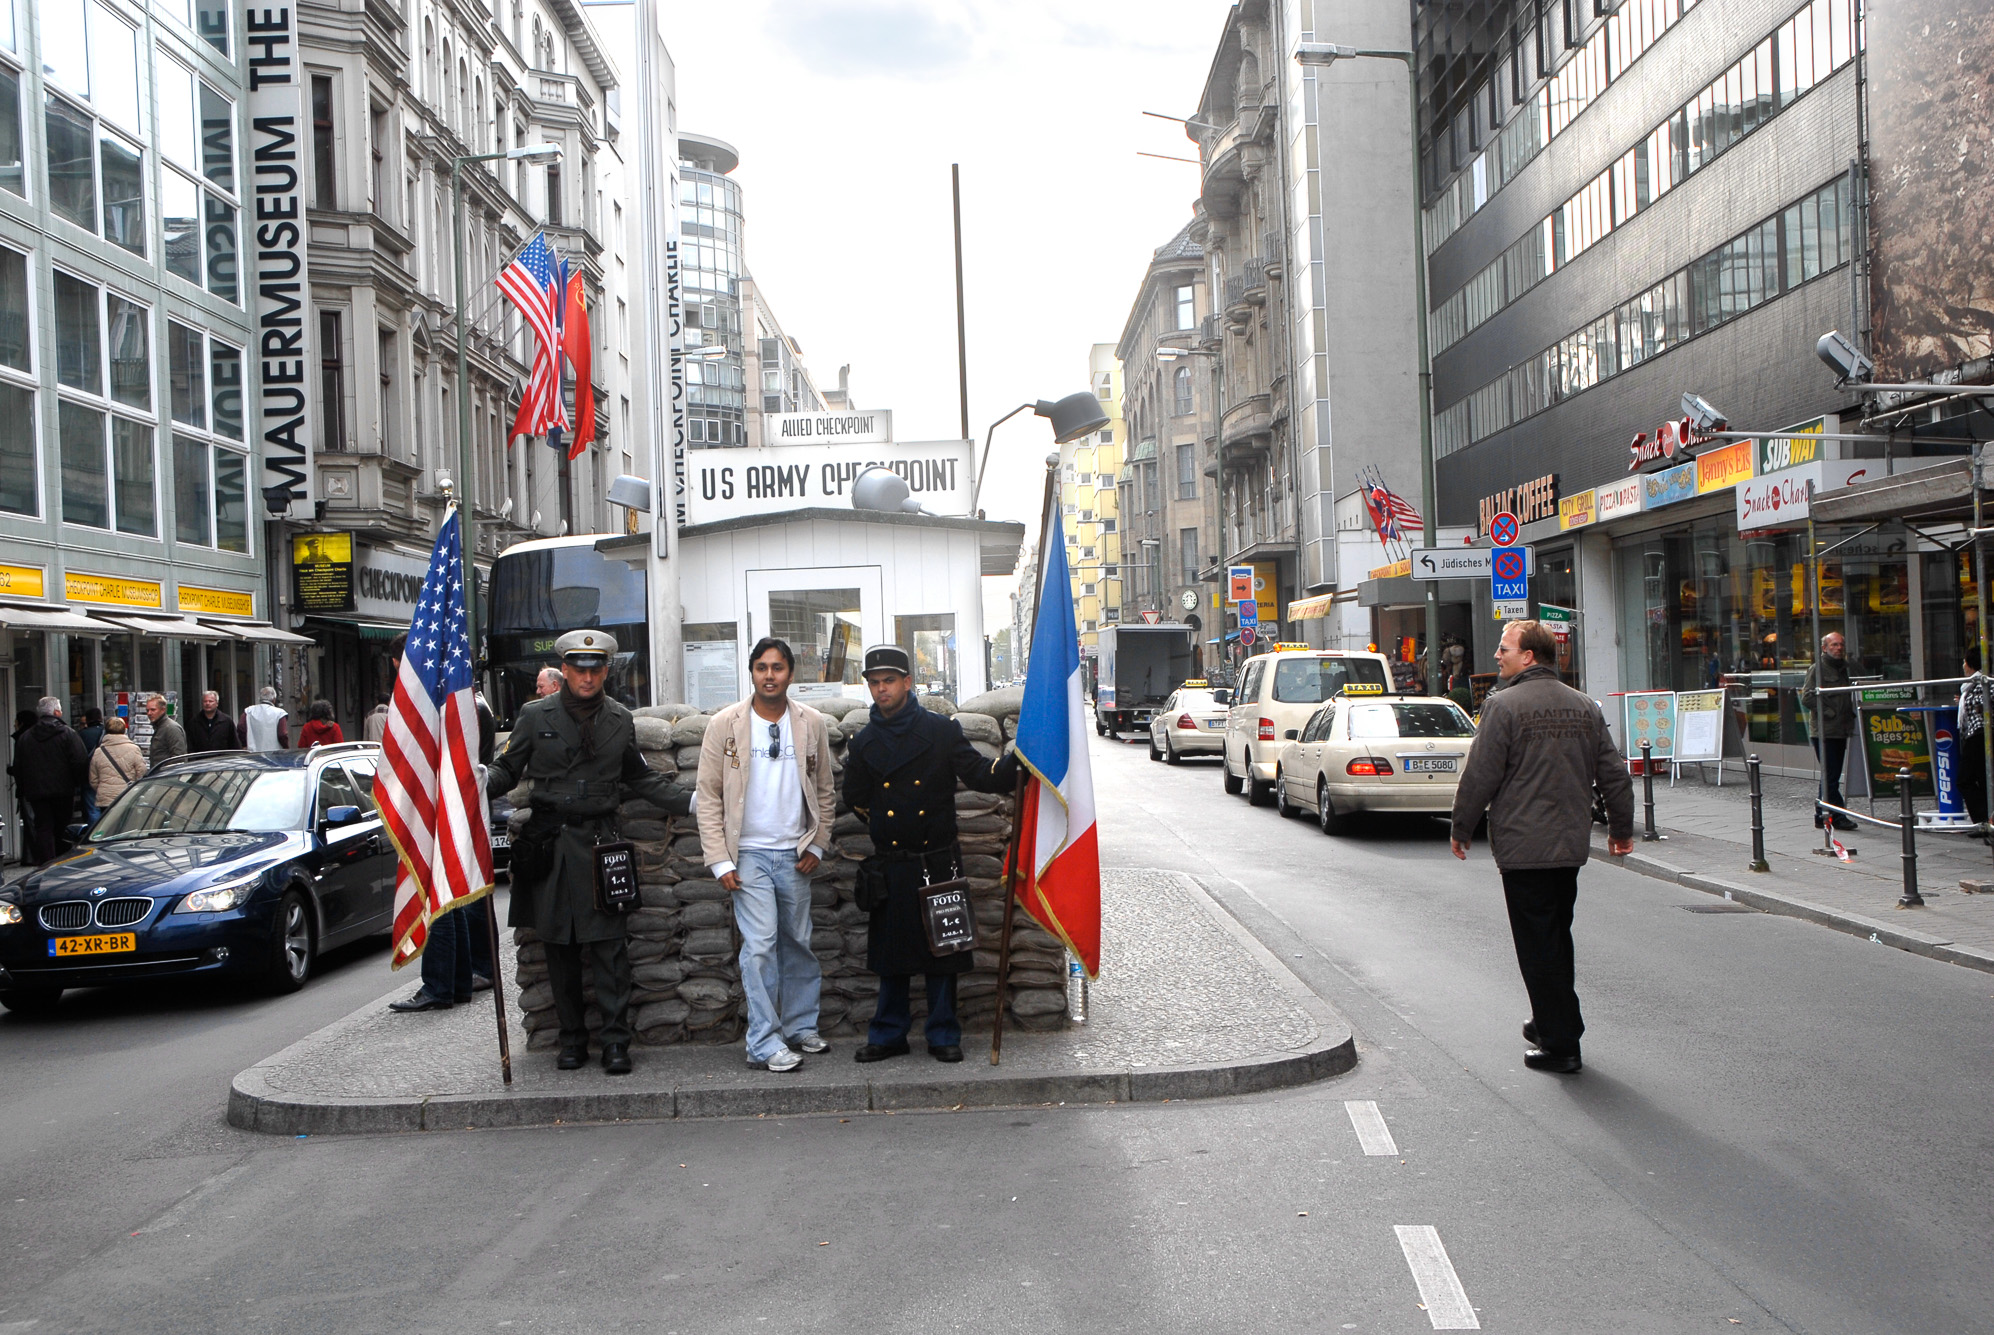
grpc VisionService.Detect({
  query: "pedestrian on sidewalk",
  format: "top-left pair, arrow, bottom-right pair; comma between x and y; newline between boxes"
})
15,698 -> 86,864
1959,645 -> 1989,831
844,645 -> 1018,1065
697,637 -> 835,1073
242,686 -> 290,751
143,695 -> 186,768
185,691 -> 238,752
298,700 -> 343,749
1801,632 -> 1857,831
87,716 -> 147,813
482,629 -> 676,1075
1450,620 -> 1634,1074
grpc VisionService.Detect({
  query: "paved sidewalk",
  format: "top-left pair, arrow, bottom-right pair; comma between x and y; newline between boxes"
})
228,868 -> 1355,1135
1601,763 -> 1994,971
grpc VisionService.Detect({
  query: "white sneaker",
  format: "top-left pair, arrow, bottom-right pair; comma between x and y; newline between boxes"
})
791,1031 -> 830,1054
751,1046 -> 802,1073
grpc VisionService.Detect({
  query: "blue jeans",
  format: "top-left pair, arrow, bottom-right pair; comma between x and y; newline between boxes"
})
421,898 -> 492,1000
869,974 -> 960,1049
733,848 -> 822,1061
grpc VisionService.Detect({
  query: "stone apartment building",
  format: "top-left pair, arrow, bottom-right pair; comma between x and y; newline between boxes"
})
292,0 -> 634,731
1115,223 -> 1220,664
1061,346 -> 1123,659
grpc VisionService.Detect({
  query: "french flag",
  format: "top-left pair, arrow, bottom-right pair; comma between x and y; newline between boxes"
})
1012,529 -> 1101,977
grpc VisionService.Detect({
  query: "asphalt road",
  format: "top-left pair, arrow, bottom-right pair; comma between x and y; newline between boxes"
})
1,735 -> 1989,1333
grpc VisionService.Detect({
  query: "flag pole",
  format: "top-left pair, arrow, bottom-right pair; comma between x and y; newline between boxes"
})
991,454 -> 1061,1066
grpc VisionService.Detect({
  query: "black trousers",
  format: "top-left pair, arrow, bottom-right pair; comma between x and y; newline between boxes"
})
545,936 -> 633,1047
1960,732 -> 1988,826
1812,736 -> 1849,811
1500,866 -> 1584,1057
26,796 -> 70,864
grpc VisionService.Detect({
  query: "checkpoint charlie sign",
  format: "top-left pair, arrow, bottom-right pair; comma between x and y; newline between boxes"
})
685,440 -> 975,525
765,410 -> 892,446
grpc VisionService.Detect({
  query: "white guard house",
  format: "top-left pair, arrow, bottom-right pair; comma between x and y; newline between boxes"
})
671,427 -> 1022,711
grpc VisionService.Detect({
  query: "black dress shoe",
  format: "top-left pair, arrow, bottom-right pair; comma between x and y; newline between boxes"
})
471,973 -> 494,992
556,1045 -> 589,1070
1832,814 -> 1857,831
1523,1047 -> 1582,1073
854,1040 -> 911,1063
601,1042 -> 632,1075
930,1044 -> 964,1063
388,989 -> 453,1012
1522,1020 -> 1539,1046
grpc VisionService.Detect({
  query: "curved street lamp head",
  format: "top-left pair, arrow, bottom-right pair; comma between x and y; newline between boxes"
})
1034,391 -> 1111,444
508,142 -> 563,164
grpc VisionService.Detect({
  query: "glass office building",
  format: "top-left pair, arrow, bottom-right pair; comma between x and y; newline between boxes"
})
677,132 -> 744,448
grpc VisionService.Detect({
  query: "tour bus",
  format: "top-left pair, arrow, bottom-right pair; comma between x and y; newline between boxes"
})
486,535 -> 652,725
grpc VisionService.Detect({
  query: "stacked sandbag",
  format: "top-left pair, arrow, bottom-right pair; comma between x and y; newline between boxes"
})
509,687 -> 1070,1049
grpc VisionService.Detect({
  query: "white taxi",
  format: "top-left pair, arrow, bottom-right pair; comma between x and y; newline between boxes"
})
1220,645 -> 1397,805
1271,688 -> 1478,833
1147,680 -> 1226,763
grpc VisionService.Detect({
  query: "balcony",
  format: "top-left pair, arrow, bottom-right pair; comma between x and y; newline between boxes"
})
1223,275 -> 1252,327
1219,393 -> 1273,468
1242,257 -> 1268,302
1263,230 -> 1284,278
1198,313 -> 1222,350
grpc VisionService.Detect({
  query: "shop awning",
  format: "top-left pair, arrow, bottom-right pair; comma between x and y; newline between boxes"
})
1288,594 -> 1335,620
304,615 -> 408,640
206,620 -> 316,645
98,613 -> 230,639
1809,458 -> 1978,526
0,602 -> 115,634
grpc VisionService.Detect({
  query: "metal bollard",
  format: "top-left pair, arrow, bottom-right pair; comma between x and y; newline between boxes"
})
1898,768 -> 1924,908
1747,754 -> 1769,872
1640,740 -> 1660,840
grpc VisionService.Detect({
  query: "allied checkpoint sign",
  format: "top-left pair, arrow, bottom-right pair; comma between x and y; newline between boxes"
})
684,440 -> 973,525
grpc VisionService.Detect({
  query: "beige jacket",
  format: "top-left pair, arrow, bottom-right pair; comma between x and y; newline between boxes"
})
88,734 -> 149,807
695,697 -> 835,876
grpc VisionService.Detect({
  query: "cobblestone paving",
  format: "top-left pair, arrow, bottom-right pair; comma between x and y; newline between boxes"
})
255,867 -> 1319,1101
1630,766 -> 1994,957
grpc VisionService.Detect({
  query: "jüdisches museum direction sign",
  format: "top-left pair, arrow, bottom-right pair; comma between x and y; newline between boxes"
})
246,5 -> 314,518
685,440 -> 974,525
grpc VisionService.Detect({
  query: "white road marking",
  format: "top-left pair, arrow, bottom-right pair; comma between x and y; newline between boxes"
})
1395,1225 -> 1480,1330
1345,1100 -> 1399,1156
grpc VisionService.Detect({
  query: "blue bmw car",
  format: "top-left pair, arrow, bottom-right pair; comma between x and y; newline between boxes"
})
0,744 -> 397,1014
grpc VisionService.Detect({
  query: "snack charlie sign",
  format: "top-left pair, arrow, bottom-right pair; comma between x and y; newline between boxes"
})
685,440 -> 974,525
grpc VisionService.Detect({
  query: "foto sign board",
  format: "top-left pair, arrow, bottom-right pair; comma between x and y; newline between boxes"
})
1410,547 -> 1535,581
1491,547 -> 1527,601
764,410 -> 892,446
684,440 -> 973,525
1228,565 -> 1255,603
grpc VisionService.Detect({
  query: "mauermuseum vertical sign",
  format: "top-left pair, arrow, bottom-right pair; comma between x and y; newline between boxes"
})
245,6 -> 314,517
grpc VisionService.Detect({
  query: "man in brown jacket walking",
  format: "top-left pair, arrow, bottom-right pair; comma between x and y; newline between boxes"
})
1451,620 -> 1635,1073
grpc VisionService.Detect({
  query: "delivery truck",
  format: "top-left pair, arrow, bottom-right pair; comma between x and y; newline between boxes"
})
1093,623 -> 1196,737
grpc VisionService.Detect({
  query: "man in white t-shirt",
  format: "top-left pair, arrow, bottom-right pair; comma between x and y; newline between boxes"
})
696,638 -> 836,1072
241,686 -> 290,751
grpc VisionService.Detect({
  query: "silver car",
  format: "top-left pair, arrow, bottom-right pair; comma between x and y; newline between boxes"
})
1148,684 -> 1227,763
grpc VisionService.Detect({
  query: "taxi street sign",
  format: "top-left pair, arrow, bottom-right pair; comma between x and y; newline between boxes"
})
1494,600 -> 1530,620
1491,546 -> 1527,601
1488,511 -> 1519,546
1239,626 -> 1257,646
1236,598 -> 1258,626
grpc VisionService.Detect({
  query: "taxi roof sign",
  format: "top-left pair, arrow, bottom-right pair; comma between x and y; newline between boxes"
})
1181,678 -> 1210,688
1337,682 -> 1387,696
1271,642 -> 1310,652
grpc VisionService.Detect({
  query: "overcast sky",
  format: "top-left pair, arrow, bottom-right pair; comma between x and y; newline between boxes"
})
600,0 -> 1234,644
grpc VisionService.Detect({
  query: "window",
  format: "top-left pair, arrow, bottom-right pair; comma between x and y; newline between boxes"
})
195,0 -> 227,54
56,272 -> 154,536
1272,657 -> 1389,704
0,246 -> 35,515
1174,283 -> 1195,330
157,60 -> 237,299
39,0 -> 144,253
369,103 -> 390,219
377,329 -> 397,454
1176,444 -> 1197,499
1173,365 -> 1193,416
1180,527 -> 1199,584
311,75 -> 335,209
545,164 -> 562,225
168,320 -> 248,552
0,57 -> 21,199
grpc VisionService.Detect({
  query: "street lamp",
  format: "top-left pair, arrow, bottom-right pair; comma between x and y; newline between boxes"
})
452,141 -> 561,655
971,391 -> 1112,513
1294,42 -> 1440,691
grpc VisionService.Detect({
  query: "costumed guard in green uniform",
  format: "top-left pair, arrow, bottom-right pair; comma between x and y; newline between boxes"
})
487,630 -> 676,1074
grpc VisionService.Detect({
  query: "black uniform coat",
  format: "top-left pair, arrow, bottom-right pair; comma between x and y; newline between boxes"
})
843,702 -> 1017,976
486,691 -> 675,944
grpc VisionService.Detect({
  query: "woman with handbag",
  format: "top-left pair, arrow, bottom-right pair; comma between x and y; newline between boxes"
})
87,717 -> 148,814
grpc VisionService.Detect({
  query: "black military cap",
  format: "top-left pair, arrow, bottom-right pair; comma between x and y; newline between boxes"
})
862,644 -> 912,677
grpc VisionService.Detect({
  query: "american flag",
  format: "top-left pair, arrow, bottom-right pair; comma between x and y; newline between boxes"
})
379,508 -> 493,968
1362,471 -> 1423,548
498,233 -> 569,439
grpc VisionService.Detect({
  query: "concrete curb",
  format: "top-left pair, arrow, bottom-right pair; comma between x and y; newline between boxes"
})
226,872 -> 1358,1135
1594,833 -> 1994,976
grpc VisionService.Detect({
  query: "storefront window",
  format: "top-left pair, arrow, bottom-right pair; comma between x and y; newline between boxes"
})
770,588 -> 860,686
1533,548 -> 1582,686
12,629 -> 44,720
1615,520 -> 1921,752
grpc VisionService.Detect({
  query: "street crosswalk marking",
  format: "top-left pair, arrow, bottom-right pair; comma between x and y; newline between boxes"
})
1395,1225 -> 1480,1330
1345,1100 -> 1399,1156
